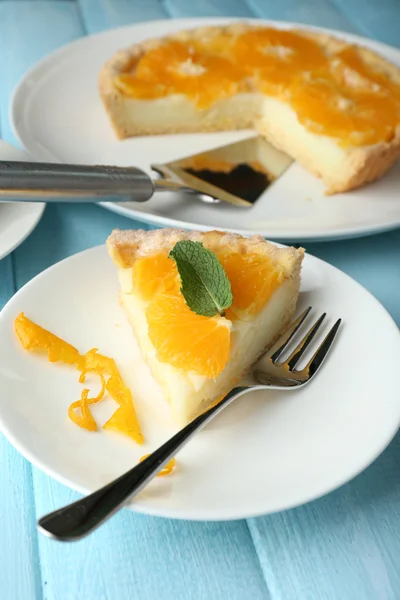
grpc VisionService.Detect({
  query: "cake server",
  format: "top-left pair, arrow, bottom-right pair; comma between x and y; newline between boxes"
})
0,136 -> 293,208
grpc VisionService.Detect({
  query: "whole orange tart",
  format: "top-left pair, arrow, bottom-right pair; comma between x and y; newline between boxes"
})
99,23 -> 400,193
107,228 -> 304,425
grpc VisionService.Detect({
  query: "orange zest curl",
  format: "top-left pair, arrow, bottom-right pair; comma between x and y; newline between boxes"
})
15,313 -> 143,444
68,390 -> 98,432
67,370 -> 107,432
103,375 -> 144,444
78,369 -> 107,403
139,454 -> 176,476
15,312 -> 80,365
106,374 -> 134,406
78,348 -> 119,376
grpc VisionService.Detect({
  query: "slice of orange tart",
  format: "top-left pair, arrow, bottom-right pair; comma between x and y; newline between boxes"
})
99,23 -> 400,193
107,228 -> 304,426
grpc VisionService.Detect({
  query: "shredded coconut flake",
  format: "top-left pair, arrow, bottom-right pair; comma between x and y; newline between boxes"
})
177,59 -> 207,76
336,96 -> 353,110
341,66 -> 381,93
263,45 -> 293,59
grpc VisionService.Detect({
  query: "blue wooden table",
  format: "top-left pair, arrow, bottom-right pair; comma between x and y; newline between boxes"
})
1,1 -> 400,599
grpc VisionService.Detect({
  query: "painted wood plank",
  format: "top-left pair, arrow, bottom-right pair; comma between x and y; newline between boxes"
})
12,203 -> 149,287
248,431 -> 400,600
330,0 -> 400,47
0,1 -> 85,145
248,228 -> 400,600
164,0 -> 255,18
0,437 -> 42,600
246,0 -> 357,31
77,0 -> 168,34
0,137 -> 42,600
2,3 -> 400,600
33,471 -> 268,600
0,255 -> 15,310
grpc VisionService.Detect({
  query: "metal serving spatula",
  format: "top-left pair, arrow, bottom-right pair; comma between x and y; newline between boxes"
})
0,136 -> 292,208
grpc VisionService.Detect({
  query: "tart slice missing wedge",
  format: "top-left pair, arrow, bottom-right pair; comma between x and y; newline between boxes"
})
107,229 -> 304,425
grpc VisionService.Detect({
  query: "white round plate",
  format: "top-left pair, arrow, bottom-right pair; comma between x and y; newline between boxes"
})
0,142 -> 44,260
10,18 -> 400,243
0,245 -> 399,520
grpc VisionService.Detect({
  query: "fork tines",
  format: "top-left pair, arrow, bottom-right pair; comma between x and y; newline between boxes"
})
269,307 -> 341,375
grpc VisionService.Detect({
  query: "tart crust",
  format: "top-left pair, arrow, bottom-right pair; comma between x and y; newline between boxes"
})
99,24 -> 400,194
107,227 -> 304,273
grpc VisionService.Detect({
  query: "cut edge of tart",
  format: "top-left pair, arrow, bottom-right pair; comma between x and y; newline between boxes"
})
107,228 -> 304,426
99,23 -> 400,194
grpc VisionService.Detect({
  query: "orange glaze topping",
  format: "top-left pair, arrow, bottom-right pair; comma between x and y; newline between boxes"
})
113,27 -> 400,146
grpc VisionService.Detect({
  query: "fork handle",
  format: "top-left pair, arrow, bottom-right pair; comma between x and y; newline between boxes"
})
38,386 -> 254,541
0,160 -> 154,202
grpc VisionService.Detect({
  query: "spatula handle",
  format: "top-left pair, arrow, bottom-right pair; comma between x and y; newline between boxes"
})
0,160 -> 154,202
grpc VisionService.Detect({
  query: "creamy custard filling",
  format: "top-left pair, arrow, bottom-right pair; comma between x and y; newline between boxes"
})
110,92 -> 364,185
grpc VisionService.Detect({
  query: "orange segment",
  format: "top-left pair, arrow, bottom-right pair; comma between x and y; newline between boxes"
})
132,252 -> 179,301
218,252 -> 285,319
290,75 -> 399,146
234,28 -> 327,70
234,28 -> 327,97
15,312 -> 80,365
105,375 -> 144,444
132,251 -> 231,377
146,292 -> 230,378
119,40 -> 246,108
132,248 -> 286,375
331,46 -> 400,98
103,402 -> 144,445
113,27 -> 400,144
114,74 -> 168,99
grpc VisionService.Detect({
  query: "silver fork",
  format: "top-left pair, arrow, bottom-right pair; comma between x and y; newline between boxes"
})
38,307 -> 341,541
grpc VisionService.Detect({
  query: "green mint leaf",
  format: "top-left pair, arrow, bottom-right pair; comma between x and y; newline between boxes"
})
169,240 -> 233,317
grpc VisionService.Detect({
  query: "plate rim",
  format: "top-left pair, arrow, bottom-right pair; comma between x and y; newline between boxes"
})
100,200 -> 400,243
0,141 -> 46,260
1,242 -> 400,520
9,17 -> 400,243
0,202 -> 45,261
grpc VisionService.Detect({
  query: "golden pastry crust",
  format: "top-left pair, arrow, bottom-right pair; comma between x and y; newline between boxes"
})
107,228 -> 304,274
99,23 -> 400,193
257,115 -> 400,194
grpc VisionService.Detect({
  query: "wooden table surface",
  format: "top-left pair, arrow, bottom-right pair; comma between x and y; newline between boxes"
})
0,1 -> 399,599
